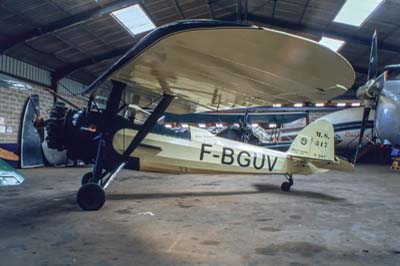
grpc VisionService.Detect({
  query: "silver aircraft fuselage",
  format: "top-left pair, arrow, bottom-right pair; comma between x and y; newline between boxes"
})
374,70 -> 400,147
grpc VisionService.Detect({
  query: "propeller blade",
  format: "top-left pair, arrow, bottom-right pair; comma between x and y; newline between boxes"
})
367,31 -> 378,81
28,95 -> 40,116
354,107 -> 371,164
240,108 -> 250,142
244,108 -> 249,128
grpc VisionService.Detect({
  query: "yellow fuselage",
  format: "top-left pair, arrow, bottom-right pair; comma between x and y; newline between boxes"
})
112,126 -> 312,175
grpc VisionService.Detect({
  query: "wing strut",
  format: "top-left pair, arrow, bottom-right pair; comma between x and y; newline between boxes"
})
122,94 -> 174,159
92,80 -> 126,180
77,81 -> 174,211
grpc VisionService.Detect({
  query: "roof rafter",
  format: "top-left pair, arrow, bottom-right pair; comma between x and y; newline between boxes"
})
171,0 -> 185,19
237,0 -> 242,21
205,0 -> 215,19
0,0 -> 143,53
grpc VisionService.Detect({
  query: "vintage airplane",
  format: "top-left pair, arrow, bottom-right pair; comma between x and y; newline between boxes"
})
42,20 -> 355,211
355,31 -> 400,159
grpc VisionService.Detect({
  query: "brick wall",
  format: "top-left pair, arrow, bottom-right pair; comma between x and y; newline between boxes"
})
0,79 -> 86,144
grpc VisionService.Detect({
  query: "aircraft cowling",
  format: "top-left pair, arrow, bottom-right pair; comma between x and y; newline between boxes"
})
45,103 -> 142,171
46,106 -> 100,163
356,79 -> 384,101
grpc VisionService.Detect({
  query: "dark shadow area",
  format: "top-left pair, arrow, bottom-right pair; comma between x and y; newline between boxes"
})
0,192 -> 182,266
252,184 -> 346,202
108,183 -> 346,202
0,192 -> 77,237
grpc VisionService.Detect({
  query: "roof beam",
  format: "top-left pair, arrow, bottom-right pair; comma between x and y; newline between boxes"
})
171,0 -> 185,19
272,0 -> 278,17
0,0 -> 143,53
205,0 -> 215,19
298,0 -> 310,23
244,0 -> 248,22
221,13 -> 400,54
237,0 -> 242,22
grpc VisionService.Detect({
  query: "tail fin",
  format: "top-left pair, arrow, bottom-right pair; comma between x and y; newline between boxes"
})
288,119 -> 335,161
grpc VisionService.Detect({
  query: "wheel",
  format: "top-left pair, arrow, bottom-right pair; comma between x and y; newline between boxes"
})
81,172 -> 93,185
77,183 -> 106,211
281,181 -> 291,192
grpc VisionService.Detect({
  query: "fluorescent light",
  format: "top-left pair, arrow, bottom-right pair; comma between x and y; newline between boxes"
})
216,123 -> 223,127
165,124 -> 172,128
294,103 -> 303,107
181,123 -> 189,128
337,103 -> 346,107
334,0 -> 384,27
273,104 -> 282,108
319,37 -> 345,52
198,123 -> 206,128
351,102 -> 361,107
233,123 -> 240,127
269,123 -> 277,128
315,103 -> 325,107
112,4 -> 155,35
251,123 -> 259,127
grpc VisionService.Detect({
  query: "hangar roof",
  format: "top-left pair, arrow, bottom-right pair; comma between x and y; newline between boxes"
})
0,0 -> 399,99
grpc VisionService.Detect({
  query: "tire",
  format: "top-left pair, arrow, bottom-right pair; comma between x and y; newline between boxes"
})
81,172 -> 93,186
281,181 -> 291,192
77,183 -> 106,211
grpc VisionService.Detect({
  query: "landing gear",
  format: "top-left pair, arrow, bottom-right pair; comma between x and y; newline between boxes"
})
81,172 -> 93,185
77,183 -> 105,211
74,81 -> 175,211
281,181 -> 291,192
281,174 -> 293,192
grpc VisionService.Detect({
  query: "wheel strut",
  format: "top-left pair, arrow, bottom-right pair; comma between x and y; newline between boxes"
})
281,174 -> 294,192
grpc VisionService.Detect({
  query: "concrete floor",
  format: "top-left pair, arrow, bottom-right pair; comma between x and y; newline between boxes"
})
0,165 -> 399,266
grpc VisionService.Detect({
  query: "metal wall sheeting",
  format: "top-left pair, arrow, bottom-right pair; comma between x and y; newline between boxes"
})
0,55 -> 50,86
0,55 -> 87,95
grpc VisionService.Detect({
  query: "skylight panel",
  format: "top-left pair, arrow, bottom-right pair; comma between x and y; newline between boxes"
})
319,37 -> 345,52
112,4 -> 155,35
333,0 -> 384,27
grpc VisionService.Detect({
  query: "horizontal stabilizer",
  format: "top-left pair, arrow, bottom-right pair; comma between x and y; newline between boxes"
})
309,157 -> 354,172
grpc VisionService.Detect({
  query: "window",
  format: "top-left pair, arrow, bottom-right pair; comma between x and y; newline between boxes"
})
333,0 -> 384,27
387,68 -> 400,81
319,37 -> 345,52
112,4 -> 155,35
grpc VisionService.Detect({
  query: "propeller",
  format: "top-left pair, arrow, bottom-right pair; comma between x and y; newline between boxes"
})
239,108 -> 252,143
354,31 -> 379,163
354,105 -> 371,163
